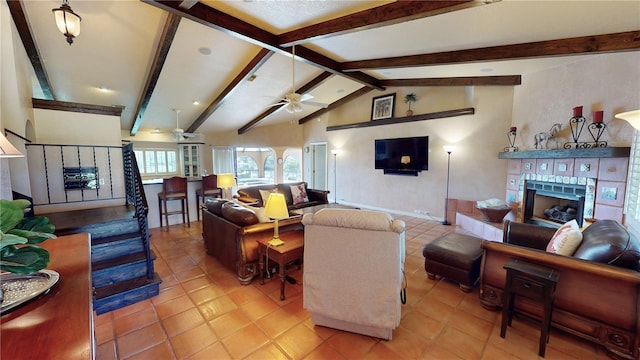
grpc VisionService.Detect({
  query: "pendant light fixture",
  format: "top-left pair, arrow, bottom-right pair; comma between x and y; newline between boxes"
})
52,0 -> 81,45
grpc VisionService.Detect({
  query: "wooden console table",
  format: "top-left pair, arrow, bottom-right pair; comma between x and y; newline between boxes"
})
1,233 -> 94,359
257,230 -> 304,301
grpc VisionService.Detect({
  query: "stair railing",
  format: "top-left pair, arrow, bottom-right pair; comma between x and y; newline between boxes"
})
122,144 -> 153,280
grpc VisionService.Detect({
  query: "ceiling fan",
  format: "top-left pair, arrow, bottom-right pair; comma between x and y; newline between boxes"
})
170,109 -> 199,141
268,46 -> 328,114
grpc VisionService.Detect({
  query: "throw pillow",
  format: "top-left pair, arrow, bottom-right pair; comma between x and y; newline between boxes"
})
259,189 -> 276,206
546,219 -> 583,256
290,183 -> 309,205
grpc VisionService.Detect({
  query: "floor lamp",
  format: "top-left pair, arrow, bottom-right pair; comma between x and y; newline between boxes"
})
331,150 -> 338,203
442,146 -> 456,225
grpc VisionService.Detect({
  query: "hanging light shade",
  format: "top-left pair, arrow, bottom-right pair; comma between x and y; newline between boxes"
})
615,110 -> 640,130
52,0 -> 81,45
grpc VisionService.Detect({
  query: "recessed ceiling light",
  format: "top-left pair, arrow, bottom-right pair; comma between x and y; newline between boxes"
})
198,47 -> 212,56
192,100 -> 200,105
336,89 -> 345,94
480,68 -> 494,73
98,86 -> 111,92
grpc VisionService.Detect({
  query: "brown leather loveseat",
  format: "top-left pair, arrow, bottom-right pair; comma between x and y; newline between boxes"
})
236,181 -> 329,210
202,199 -> 302,284
480,220 -> 640,359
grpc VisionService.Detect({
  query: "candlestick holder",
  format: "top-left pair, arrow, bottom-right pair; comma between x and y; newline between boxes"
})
563,115 -> 586,149
504,128 -> 518,152
587,122 -> 607,148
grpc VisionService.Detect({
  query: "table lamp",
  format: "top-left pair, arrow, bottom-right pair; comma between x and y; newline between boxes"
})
264,193 -> 289,246
216,173 -> 236,199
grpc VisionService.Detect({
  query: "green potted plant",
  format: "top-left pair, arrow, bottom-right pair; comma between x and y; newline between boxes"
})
0,199 -> 56,274
404,93 -> 418,116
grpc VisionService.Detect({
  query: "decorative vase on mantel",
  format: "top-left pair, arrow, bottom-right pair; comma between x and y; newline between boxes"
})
404,93 -> 417,117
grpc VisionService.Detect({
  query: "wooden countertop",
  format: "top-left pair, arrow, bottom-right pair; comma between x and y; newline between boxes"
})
1,232 -> 94,360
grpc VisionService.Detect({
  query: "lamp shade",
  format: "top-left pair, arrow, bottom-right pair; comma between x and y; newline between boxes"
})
264,193 -> 289,220
443,145 -> 456,153
0,133 -> 24,158
216,173 -> 236,188
615,110 -> 640,130
52,0 -> 81,45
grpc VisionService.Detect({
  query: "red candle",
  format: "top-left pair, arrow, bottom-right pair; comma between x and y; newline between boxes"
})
573,106 -> 583,117
510,126 -> 517,132
593,110 -> 603,123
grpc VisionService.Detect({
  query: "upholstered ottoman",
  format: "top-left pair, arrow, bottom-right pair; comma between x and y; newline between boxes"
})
422,232 -> 483,292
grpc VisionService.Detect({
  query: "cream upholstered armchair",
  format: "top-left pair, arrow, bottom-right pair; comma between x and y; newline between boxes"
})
302,208 -> 406,340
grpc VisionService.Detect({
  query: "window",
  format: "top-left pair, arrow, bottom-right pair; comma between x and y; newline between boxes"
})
264,156 -> 275,182
625,131 -> 640,235
134,149 -> 177,176
237,156 -> 259,185
283,156 -> 301,182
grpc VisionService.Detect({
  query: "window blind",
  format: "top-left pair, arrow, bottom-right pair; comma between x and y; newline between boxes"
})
624,130 -> 640,234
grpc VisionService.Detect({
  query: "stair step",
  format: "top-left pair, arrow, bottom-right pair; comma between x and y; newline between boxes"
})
91,232 -> 144,262
93,273 -> 162,315
92,251 -> 157,288
63,218 -> 140,239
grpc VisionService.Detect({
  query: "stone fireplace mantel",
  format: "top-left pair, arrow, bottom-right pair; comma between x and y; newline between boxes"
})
498,147 -> 630,159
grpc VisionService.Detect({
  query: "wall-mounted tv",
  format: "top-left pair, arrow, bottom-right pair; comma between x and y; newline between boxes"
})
375,136 -> 428,176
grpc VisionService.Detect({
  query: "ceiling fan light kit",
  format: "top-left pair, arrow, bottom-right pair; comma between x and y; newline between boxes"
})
52,0 -> 81,45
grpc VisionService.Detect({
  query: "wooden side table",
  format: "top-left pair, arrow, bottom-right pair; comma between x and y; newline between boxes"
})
500,259 -> 559,357
257,230 -> 304,300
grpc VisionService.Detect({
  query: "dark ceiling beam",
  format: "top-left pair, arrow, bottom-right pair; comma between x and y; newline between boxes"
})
186,48 -> 275,133
379,75 -> 522,87
33,98 -> 124,116
298,87 -> 374,125
142,0 -> 383,91
342,31 -> 640,71
238,72 -> 334,134
7,0 -> 54,100
129,13 -> 181,135
277,0 -> 479,47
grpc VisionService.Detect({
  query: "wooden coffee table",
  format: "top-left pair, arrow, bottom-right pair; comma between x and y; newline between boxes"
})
257,230 -> 304,300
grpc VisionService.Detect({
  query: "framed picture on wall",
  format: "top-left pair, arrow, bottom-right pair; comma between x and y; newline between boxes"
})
371,93 -> 396,121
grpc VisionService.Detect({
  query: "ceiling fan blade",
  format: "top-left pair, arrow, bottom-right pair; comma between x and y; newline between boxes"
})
300,93 -> 314,102
302,100 -> 329,108
267,101 -> 288,108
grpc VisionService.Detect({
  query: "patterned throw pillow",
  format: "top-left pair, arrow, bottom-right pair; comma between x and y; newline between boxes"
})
259,189 -> 276,206
546,219 -> 583,256
290,184 -> 309,205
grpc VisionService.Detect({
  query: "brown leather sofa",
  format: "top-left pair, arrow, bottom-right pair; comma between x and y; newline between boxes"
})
202,199 -> 302,284
236,181 -> 329,210
480,220 -> 640,359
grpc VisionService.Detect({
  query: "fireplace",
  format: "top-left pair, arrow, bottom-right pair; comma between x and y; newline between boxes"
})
524,180 -> 594,228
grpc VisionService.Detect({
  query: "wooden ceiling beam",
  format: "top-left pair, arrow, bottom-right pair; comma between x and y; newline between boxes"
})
129,13 -> 181,136
7,0 -> 54,100
187,48 -> 275,133
143,0 -> 383,91
238,72 -> 333,134
380,75 -> 522,87
33,99 -> 124,116
298,87 -> 374,125
278,0 -> 479,47
342,31 -> 640,71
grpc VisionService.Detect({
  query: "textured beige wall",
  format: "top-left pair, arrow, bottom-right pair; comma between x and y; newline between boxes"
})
512,52 -> 640,150
303,86 -> 513,220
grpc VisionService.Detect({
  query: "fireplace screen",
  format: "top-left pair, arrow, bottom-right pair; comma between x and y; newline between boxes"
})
524,180 -> 594,228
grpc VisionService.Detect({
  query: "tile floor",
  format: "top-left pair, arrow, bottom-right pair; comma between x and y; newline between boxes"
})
95,215 -> 608,360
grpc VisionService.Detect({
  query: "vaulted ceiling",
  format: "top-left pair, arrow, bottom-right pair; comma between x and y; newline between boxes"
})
8,0 -> 640,138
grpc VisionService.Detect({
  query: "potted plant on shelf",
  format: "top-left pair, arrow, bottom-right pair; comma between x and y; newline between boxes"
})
404,93 -> 417,116
1,199 -> 56,274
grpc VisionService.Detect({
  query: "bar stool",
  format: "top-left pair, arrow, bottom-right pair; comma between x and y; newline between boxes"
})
195,174 -> 222,221
158,176 -> 190,231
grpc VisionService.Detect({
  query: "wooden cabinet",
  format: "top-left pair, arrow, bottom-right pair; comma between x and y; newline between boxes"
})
1,233 -> 94,359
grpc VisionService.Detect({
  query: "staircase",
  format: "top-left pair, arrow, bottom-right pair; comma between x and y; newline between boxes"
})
48,145 -> 161,315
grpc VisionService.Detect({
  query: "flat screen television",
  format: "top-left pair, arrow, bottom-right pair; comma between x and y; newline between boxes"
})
375,136 -> 428,175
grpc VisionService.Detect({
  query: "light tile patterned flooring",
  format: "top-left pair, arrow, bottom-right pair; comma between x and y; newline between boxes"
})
95,215 -> 607,360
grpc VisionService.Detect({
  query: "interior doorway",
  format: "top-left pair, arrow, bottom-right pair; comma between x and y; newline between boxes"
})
304,143 -> 327,190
